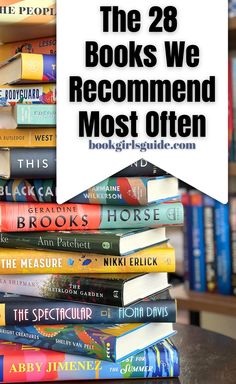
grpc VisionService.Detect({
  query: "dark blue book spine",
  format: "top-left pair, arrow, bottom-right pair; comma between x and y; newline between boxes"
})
190,193 -> 206,292
1,299 -> 176,325
215,202 -> 232,295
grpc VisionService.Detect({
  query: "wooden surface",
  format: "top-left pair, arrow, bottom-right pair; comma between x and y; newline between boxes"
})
229,162 -> 236,177
171,284 -> 236,317
34,324 -> 236,384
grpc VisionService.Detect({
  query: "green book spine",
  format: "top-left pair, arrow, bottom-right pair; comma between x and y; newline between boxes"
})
16,104 -> 56,127
0,231 -> 121,255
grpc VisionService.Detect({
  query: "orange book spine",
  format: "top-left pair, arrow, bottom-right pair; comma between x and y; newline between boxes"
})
0,128 -> 56,147
0,37 -> 56,62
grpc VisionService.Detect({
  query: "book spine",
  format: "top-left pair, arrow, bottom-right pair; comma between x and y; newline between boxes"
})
0,36 -> 56,62
0,230 -> 121,254
190,193 -> 206,292
0,247 -> 175,274
229,59 -> 234,150
0,340 -> 180,382
0,323 -> 117,361
230,198 -> 236,295
181,191 -> 192,287
0,84 -> 56,106
0,128 -> 56,147
113,160 -> 167,177
203,195 -> 217,293
9,148 -> 56,179
0,179 -> 56,203
0,275 -> 124,306
215,202 -> 232,295
69,177 -> 150,205
16,104 -> 56,127
0,202 -> 183,232
0,300 -> 176,326
21,54 -> 56,82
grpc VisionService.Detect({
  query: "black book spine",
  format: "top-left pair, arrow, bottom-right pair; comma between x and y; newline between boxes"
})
0,275 -> 125,306
10,148 -> 56,179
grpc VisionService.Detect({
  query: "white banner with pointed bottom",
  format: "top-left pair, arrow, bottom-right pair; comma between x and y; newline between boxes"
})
57,0 -> 228,204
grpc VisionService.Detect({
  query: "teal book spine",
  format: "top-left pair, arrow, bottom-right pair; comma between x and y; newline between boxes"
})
15,104 -> 56,127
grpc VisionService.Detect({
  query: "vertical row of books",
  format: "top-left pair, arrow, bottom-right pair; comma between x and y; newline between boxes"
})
182,189 -> 236,296
0,3 -> 183,383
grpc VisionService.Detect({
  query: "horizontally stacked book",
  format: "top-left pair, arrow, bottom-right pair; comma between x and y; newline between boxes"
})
0,22 -> 183,384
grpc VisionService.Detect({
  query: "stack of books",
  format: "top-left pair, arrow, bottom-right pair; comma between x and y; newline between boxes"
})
0,172 -> 183,382
0,4 -> 183,383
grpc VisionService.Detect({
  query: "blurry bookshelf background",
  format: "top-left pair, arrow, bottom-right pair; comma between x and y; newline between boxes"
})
169,1 -> 236,337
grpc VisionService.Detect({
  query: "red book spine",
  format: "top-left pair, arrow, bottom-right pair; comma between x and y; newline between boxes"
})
0,202 -> 101,232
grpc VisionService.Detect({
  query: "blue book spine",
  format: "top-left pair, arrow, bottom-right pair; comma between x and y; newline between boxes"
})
190,193 -> 206,292
0,323 -> 176,362
215,202 -> 232,295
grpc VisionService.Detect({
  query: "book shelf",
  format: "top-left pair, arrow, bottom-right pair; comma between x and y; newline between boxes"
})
176,20 -> 236,324
171,284 -> 236,317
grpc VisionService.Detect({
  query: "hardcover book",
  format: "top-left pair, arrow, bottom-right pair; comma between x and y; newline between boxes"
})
0,243 -> 175,274
0,291 -> 176,326
215,202 -> 232,295
0,201 -> 184,231
0,0 -> 56,44
0,273 -> 170,306
0,179 -> 56,203
0,36 -> 56,62
0,148 -> 56,179
0,104 -> 56,128
0,84 -> 56,106
203,195 -> 217,293
230,197 -> 236,295
0,128 -> 56,147
69,176 -> 179,205
0,338 -> 180,382
0,322 -> 175,362
0,227 -> 167,255
0,176 -> 177,206
0,53 -> 56,85
189,192 -> 206,292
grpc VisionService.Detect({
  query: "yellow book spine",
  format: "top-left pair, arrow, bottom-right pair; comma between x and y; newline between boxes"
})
0,128 -> 56,147
0,304 -> 5,326
0,246 -> 175,274
21,53 -> 44,81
